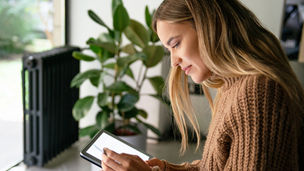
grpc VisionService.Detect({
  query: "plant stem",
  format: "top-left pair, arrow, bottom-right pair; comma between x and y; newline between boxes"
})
112,33 -> 122,124
114,33 -> 122,81
138,67 -> 148,93
101,60 -> 105,92
136,64 -> 144,89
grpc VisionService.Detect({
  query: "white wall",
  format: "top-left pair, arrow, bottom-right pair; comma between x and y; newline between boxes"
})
69,0 -> 165,138
240,0 -> 285,38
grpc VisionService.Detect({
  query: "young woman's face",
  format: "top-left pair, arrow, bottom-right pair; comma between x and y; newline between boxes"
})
156,20 -> 211,83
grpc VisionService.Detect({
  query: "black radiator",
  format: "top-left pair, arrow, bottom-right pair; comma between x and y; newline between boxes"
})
22,46 -> 80,166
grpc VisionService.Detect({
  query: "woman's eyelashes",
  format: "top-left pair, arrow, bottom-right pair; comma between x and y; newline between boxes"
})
172,41 -> 180,49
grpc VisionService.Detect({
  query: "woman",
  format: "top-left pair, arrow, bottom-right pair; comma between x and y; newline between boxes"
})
101,0 -> 304,170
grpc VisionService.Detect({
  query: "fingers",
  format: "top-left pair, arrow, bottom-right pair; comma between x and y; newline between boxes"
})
103,148 -> 142,166
101,159 -> 115,171
103,148 -> 135,169
120,153 -> 144,166
103,148 -> 124,164
147,158 -> 165,169
102,148 -> 149,170
102,153 -> 121,171
147,158 -> 161,165
120,153 -> 142,161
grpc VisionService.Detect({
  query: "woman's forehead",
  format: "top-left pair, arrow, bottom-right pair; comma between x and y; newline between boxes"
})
157,21 -> 192,35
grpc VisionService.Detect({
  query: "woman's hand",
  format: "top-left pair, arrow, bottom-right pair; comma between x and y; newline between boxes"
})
101,148 -> 152,171
147,158 -> 165,170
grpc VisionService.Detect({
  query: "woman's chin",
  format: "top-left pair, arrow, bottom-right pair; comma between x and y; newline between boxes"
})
190,74 -> 210,84
191,77 -> 204,84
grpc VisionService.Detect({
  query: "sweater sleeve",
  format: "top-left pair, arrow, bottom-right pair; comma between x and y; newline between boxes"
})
224,76 -> 297,170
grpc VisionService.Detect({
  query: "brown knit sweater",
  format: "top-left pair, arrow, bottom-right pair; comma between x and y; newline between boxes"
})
163,75 -> 304,171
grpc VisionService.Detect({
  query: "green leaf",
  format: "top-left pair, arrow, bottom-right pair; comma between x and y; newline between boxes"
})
149,94 -> 171,106
109,30 -> 121,42
92,48 -> 115,63
89,128 -> 100,138
90,71 -> 105,88
104,122 -> 115,133
145,6 -> 152,29
133,52 -> 147,60
96,110 -> 110,129
98,32 -> 115,43
106,81 -> 136,94
88,10 -> 110,30
71,69 -> 101,88
89,76 -> 100,87
117,55 -> 139,67
72,96 -> 94,121
101,105 -> 112,113
118,94 -> 139,112
113,4 -> 129,31
90,44 -> 102,55
116,55 -> 140,79
138,109 -> 148,119
125,67 -> 135,79
148,76 -> 165,95
123,107 -> 139,119
103,63 -> 115,69
145,8 -> 159,43
136,118 -> 161,136
87,38 -> 117,54
72,51 -> 95,61
97,92 -> 108,107
143,45 -> 164,68
79,125 -> 98,137
86,37 -> 95,44
121,44 -> 136,55
117,66 -> 126,78
124,19 -> 149,48
112,0 -> 123,16
150,29 -> 160,43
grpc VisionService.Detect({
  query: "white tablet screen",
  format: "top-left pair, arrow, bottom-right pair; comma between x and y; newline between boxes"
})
86,132 -> 150,161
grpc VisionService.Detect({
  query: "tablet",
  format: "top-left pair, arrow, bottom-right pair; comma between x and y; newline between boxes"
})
80,129 -> 153,168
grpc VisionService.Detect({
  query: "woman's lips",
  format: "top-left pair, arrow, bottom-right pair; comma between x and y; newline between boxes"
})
182,65 -> 192,75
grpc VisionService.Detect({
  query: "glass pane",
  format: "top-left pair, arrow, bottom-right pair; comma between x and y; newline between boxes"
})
0,0 -> 54,170
0,58 -> 23,169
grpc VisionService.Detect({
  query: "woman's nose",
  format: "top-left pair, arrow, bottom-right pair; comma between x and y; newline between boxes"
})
171,54 -> 182,67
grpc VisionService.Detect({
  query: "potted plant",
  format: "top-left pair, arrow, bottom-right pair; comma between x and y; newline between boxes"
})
70,0 -> 166,146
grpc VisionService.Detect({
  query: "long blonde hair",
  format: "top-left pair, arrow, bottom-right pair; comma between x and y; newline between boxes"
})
153,0 -> 304,154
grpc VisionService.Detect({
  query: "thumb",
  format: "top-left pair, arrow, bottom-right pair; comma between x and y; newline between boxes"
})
146,158 -> 164,167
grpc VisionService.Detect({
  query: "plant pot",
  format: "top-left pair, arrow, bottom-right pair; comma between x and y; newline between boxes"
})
90,122 -> 147,171
118,122 -> 147,152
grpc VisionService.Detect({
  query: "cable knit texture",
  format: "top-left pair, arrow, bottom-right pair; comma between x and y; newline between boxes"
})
164,75 -> 304,171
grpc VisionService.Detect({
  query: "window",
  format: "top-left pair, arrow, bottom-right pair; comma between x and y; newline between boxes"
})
0,0 -> 65,169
